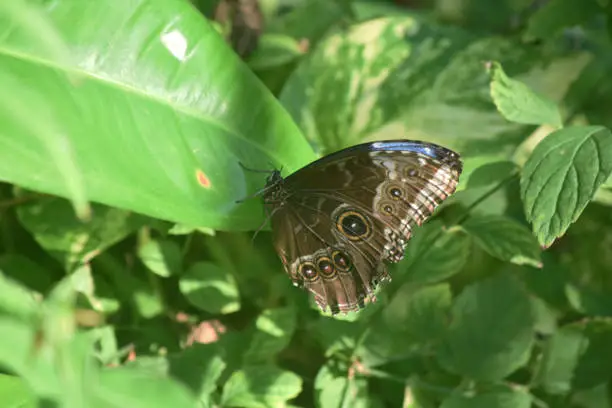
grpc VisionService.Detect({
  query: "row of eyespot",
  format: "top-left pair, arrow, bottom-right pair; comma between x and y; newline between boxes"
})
298,250 -> 353,282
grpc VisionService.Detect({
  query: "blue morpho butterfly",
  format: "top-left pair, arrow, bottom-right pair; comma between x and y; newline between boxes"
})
242,140 -> 462,315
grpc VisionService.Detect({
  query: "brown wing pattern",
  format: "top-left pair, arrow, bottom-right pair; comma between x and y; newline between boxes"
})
266,142 -> 462,314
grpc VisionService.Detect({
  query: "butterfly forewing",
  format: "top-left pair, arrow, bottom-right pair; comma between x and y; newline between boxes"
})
263,140 -> 462,314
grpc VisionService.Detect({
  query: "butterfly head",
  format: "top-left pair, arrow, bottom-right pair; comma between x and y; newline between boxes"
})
262,169 -> 287,205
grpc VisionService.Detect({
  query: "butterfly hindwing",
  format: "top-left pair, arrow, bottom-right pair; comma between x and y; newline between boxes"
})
263,140 -> 462,314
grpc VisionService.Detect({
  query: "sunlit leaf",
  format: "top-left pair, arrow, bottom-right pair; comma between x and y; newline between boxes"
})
179,261 -> 240,314
0,0 -> 315,231
221,365 -> 302,408
489,61 -> 562,128
520,125 -> 612,247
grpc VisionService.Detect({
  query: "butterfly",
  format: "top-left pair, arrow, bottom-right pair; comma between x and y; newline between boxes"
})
260,140 -> 462,315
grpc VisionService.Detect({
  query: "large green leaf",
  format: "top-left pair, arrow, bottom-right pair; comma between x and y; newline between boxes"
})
279,15 -> 578,155
0,0 -> 315,231
437,273 -> 534,381
520,125 -> 612,247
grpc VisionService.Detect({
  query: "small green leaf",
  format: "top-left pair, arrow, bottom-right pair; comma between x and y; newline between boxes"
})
534,318 -> 612,394
488,61 -> 562,127
221,365 -> 302,408
138,239 -> 183,278
440,384 -> 532,408
314,364 -> 349,408
437,273 -> 534,381
520,125 -> 612,247
462,215 -> 542,268
245,307 -> 297,363
179,262 -> 240,314
314,363 -> 375,408
405,222 -> 471,284
383,283 -> 452,343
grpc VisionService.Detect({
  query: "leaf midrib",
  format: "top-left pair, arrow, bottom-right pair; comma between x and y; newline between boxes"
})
0,46 -> 286,166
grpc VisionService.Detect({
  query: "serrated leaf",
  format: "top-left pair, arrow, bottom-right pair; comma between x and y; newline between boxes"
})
520,125 -> 612,247
383,283 -> 452,343
138,239 -> 183,278
437,273 -> 534,381
440,384 -> 532,408
245,307 -> 297,363
221,365 -> 302,408
404,222 -> 471,285
179,262 -> 240,314
462,215 -> 542,268
488,61 -> 562,127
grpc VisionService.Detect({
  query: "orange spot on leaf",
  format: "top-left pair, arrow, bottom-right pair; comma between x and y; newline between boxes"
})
196,169 -> 211,188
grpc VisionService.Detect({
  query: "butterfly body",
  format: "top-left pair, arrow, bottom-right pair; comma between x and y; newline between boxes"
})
262,140 -> 462,314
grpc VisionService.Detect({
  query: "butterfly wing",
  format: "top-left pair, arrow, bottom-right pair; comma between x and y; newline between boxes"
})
266,140 -> 462,314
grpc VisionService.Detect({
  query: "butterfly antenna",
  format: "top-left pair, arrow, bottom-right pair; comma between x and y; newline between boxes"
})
239,161 -> 276,174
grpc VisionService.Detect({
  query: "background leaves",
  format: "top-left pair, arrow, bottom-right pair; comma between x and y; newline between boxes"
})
2,0 -> 612,407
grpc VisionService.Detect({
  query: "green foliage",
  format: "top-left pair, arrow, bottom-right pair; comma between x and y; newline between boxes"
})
1,0 -> 612,407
